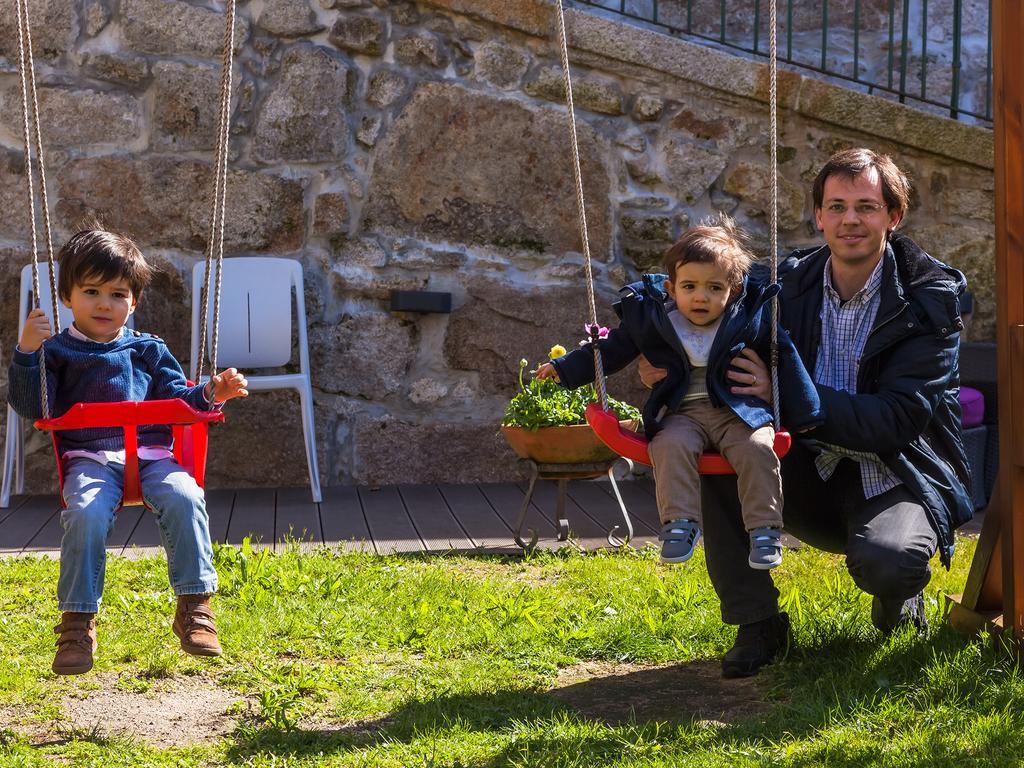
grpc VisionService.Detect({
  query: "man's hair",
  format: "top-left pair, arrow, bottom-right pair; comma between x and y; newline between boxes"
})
661,212 -> 755,289
812,147 -> 911,215
57,229 -> 154,302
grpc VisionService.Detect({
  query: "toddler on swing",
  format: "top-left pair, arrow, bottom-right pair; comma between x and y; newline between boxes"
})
7,229 -> 248,675
537,215 -> 822,568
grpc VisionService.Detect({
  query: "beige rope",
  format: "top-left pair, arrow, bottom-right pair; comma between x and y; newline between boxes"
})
15,0 -> 60,419
554,0 -> 608,410
768,0 -> 782,431
197,0 -> 237,384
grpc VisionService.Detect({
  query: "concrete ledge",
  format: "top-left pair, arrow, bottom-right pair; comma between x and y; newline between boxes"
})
425,0 -> 993,170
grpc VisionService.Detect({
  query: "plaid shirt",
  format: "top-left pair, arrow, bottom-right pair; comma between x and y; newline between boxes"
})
811,255 -> 902,497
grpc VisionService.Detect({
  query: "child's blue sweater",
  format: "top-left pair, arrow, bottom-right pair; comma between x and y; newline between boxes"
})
7,328 -> 213,455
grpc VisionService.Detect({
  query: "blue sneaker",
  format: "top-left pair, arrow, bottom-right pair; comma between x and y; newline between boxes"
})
748,527 -> 783,570
659,519 -> 702,563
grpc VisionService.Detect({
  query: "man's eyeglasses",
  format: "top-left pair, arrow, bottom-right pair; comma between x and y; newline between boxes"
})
823,202 -> 888,217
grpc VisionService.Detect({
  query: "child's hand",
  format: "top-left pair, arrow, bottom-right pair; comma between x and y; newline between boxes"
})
18,308 -> 53,353
535,363 -> 560,383
207,368 -> 249,403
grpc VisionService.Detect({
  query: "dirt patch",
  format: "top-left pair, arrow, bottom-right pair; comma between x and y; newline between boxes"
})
15,673 -> 243,749
551,660 -> 771,726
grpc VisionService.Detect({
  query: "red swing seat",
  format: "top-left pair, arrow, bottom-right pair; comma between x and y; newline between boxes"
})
585,402 -> 792,474
36,398 -> 224,508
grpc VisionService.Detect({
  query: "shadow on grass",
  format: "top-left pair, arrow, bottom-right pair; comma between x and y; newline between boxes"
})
225,626 -> 1024,767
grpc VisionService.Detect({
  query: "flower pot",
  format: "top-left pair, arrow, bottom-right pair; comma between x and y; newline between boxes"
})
500,421 -> 637,465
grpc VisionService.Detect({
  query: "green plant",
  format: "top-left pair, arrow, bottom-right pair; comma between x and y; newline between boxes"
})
502,357 -> 640,430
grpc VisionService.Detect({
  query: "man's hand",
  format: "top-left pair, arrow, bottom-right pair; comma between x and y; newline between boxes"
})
207,368 -> 249,403
638,355 -> 667,389
728,348 -> 771,402
535,362 -> 560,383
18,308 -> 53,353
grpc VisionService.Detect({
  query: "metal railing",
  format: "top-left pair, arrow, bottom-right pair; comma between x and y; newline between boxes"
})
577,0 -> 993,124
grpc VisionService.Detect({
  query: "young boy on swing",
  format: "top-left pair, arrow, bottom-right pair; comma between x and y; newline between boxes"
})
7,229 -> 248,675
537,215 -> 822,568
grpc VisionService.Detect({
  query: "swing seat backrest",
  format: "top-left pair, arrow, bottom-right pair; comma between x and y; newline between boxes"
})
37,398 -> 224,509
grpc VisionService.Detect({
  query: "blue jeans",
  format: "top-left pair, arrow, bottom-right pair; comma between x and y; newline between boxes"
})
58,457 -> 219,613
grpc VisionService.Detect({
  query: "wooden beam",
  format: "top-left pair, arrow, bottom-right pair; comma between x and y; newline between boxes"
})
993,0 -> 1024,641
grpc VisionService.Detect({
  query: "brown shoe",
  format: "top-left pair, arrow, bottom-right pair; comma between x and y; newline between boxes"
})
52,612 -> 97,676
173,595 -> 222,657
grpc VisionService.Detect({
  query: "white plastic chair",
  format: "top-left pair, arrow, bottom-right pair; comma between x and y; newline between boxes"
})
190,257 -> 321,503
2,263 -> 135,507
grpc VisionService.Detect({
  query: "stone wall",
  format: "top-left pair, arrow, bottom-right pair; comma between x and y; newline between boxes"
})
0,0 -> 994,492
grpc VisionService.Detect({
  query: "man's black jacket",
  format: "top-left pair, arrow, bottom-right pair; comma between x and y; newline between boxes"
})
780,232 -> 972,567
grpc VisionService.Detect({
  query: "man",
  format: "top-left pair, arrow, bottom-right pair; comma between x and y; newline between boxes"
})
641,148 -> 972,678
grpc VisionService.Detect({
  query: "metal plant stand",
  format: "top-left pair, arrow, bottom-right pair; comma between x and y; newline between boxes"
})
513,457 -> 635,551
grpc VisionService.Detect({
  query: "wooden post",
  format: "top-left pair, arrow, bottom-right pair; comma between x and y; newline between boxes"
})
948,0 -> 1024,645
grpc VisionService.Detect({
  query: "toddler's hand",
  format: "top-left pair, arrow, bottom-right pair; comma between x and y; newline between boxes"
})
18,308 -> 53,353
535,363 -> 560,383
208,368 -> 249,403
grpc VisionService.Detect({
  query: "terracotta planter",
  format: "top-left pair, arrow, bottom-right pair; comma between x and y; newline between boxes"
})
500,421 -> 637,465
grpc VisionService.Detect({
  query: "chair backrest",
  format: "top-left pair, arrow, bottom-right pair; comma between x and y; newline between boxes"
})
18,263 -> 137,336
190,257 -> 309,376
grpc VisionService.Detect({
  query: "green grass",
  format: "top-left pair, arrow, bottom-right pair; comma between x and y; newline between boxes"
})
0,537 -> 1020,767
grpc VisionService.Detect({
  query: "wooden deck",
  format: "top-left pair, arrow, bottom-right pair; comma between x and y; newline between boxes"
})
0,478 -> 661,557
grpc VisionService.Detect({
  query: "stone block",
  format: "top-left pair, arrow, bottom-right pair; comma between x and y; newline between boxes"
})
151,62 -> 222,151
621,215 -> 672,242
625,156 -> 661,186
85,0 -> 112,37
252,44 -> 349,164
394,33 -> 449,68
722,162 -> 807,231
121,0 -> 249,58
352,417 -> 520,484
443,278 -> 623,397
0,0 -> 74,61
132,255 -> 190,361
328,14 -> 387,56
313,193 -> 350,238
524,67 -> 624,115
474,40 -> 529,90
0,152 -> 30,241
257,0 -> 325,37
391,243 -> 467,270
390,3 -> 420,25
663,139 -> 729,204
330,265 -> 425,301
56,157 -> 305,254
0,86 -> 142,148
632,94 -> 664,122
83,53 -> 150,86
364,82 -> 611,259
367,69 -> 407,107
357,114 -> 383,147
330,237 -> 388,267
309,314 -> 416,398
419,0 -> 553,38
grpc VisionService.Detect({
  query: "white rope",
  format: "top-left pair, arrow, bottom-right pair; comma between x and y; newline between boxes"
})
555,0 -> 608,410
768,0 -> 782,430
197,0 -> 237,383
15,0 -> 59,419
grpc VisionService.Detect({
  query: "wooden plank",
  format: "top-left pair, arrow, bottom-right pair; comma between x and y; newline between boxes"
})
358,486 -> 422,555
524,479 -> 609,550
438,483 -> 517,551
226,488 -> 276,550
0,495 -> 60,554
123,504 -> 163,554
0,495 -> 30,528
205,488 -> 234,545
477,482 -> 562,551
598,476 -> 662,534
319,485 -> 372,552
275,487 -> 322,550
568,477 -> 660,541
108,506 -> 145,554
399,484 -> 474,553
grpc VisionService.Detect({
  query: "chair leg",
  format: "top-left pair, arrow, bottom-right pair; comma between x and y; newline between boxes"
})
298,383 -> 322,503
1,407 -> 18,508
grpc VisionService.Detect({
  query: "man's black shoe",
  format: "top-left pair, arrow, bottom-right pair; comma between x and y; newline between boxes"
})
871,592 -> 927,635
721,612 -> 790,679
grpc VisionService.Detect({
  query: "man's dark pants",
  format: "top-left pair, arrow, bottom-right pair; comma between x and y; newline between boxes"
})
702,442 -> 939,625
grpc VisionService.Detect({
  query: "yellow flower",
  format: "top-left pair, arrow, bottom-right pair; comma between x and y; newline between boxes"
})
548,344 -> 567,360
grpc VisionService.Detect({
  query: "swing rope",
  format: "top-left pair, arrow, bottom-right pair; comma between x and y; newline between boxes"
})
15,0 -> 60,420
554,0 -> 608,412
554,0 -> 783,428
196,0 -> 237,384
